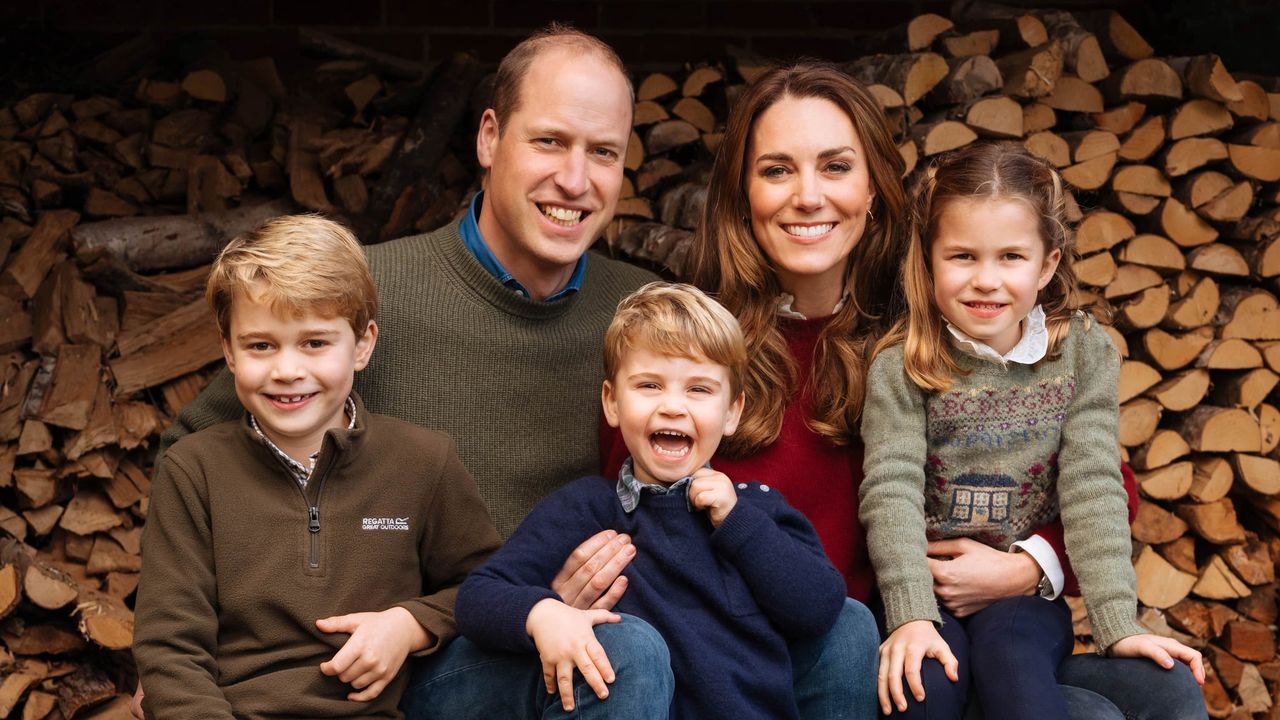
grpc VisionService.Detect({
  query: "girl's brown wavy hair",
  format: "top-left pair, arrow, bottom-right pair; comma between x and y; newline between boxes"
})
875,141 -> 1083,392
691,61 -> 908,455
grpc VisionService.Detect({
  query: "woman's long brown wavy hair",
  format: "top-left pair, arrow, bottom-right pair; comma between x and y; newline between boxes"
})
691,61 -> 908,455
875,142 -> 1083,393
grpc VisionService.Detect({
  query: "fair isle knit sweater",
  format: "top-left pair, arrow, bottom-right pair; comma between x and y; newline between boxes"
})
160,218 -> 657,537
859,316 -> 1144,651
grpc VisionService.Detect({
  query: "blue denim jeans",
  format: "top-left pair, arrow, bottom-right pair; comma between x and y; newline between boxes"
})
1053,654 -> 1208,720
960,653 -> 1209,720
401,598 -> 880,719
399,614 -> 674,718
793,598 -> 881,720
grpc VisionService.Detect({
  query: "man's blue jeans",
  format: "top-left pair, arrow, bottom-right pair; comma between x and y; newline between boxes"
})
400,598 -> 880,719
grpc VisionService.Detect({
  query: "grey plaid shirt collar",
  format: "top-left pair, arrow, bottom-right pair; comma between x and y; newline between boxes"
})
249,396 -> 357,487
616,457 -> 709,514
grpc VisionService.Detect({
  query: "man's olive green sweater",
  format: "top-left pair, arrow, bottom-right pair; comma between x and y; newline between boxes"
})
135,396 -> 501,719
859,317 -> 1144,651
161,218 -> 657,536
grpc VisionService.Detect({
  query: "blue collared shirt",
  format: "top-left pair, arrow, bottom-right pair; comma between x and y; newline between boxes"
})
459,192 -> 586,302
615,457 -> 708,513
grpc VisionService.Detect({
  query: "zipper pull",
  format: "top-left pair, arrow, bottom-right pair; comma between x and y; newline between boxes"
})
308,507 -> 320,533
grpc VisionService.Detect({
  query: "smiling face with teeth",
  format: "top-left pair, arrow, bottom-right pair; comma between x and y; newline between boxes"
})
474,47 -> 632,301
222,289 -> 377,464
602,348 -> 744,487
930,198 -> 1061,355
746,95 -> 876,317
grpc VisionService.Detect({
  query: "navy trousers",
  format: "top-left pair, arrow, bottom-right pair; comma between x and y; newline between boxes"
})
891,596 -> 1073,720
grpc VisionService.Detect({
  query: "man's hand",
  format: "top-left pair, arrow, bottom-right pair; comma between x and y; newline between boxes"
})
1110,634 -> 1205,685
551,529 -> 635,610
526,599 -> 620,711
317,607 -> 429,702
688,469 -> 737,528
877,620 -> 959,715
927,537 -> 1040,617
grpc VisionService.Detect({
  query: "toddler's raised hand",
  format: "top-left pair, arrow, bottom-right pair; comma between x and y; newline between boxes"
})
689,468 -> 737,528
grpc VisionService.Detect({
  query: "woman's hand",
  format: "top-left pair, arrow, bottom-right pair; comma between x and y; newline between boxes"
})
877,620 -> 958,715
927,537 -> 1040,617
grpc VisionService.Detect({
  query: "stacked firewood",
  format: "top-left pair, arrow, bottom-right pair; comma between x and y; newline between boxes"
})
0,30 -> 491,719
1,3 -> 1278,717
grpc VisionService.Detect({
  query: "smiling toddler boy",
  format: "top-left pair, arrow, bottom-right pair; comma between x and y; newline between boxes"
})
455,282 -> 847,719
133,215 -> 500,719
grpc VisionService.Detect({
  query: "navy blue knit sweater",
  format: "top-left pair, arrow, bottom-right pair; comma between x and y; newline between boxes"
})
456,475 -> 847,720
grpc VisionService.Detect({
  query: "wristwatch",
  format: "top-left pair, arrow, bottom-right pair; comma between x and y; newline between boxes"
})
1036,572 -> 1054,599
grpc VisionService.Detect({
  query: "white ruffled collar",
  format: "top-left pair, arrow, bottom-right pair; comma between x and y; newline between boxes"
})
777,291 -> 847,320
946,304 -> 1048,367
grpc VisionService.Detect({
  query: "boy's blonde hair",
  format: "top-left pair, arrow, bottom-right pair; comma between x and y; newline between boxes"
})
206,214 -> 378,338
604,282 -> 747,397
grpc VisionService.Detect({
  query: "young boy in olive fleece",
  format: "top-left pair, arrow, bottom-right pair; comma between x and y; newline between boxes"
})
133,215 -> 500,719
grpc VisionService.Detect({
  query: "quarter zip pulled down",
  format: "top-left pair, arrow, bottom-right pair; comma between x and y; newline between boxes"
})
298,453 -> 335,572
307,506 -> 321,568
271,441 -> 336,573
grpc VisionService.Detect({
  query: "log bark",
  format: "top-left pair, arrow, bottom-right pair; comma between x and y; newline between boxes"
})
1177,406 -> 1261,453
70,200 -> 292,273
369,52 -> 482,242
848,53 -> 950,106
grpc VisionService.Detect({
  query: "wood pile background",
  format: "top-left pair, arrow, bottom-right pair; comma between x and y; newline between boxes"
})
0,2 -> 1277,717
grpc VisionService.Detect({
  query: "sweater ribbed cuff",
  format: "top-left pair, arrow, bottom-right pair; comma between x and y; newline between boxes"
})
711,501 -> 770,557
882,583 -> 943,633
480,587 -> 559,654
1089,600 -> 1145,653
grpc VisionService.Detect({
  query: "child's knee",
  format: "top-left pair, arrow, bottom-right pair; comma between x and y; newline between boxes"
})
593,614 -> 673,691
834,598 -> 881,674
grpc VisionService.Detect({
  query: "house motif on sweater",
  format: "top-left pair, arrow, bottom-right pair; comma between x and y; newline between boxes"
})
922,373 -> 1074,548
948,473 -> 1013,524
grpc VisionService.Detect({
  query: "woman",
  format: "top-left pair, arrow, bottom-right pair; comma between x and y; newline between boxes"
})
688,62 -> 1204,720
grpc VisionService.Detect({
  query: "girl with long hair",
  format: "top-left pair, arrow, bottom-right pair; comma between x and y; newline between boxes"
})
860,142 -> 1204,719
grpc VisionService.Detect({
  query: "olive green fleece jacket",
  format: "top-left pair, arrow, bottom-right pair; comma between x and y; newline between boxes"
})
159,217 -> 657,537
134,396 -> 501,719
859,316 -> 1144,651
